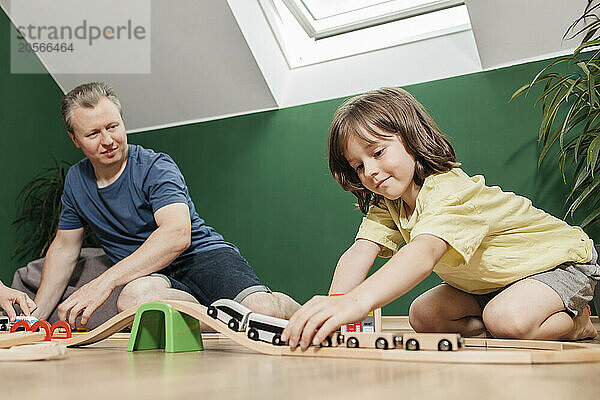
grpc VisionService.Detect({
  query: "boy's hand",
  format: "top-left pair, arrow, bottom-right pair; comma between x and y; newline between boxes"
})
281,294 -> 369,350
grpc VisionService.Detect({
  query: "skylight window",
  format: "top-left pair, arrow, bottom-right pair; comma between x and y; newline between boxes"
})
258,0 -> 471,68
283,0 -> 465,39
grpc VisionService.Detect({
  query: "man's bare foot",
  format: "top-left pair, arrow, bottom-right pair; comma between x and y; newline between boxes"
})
273,292 -> 301,320
565,306 -> 597,340
241,292 -> 300,320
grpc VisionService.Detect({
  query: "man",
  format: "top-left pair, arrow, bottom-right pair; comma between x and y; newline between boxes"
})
33,82 -> 299,326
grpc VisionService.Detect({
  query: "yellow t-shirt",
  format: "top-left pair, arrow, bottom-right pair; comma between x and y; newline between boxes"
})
356,168 -> 594,294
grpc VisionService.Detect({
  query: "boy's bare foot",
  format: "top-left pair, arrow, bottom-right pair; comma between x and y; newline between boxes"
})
565,306 -> 597,340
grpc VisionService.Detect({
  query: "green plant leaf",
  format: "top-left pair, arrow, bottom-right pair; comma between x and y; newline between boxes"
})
587,135 -> 600,174
539,80 -> 574,144
569,19 -> 600,41
572,160 -> 591,194
580,207 -> 600,228
535,74 -> 577,105
558,80 -> 585,150
539,126 -> 563,167
566,172 -> 600,217
511,59 -> 571,102
574,40 -> 600,55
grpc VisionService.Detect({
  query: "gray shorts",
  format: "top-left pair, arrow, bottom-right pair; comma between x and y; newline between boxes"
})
472,248 -> 600,317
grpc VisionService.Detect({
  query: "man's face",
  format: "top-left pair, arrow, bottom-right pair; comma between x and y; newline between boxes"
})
68,97 -> 128,169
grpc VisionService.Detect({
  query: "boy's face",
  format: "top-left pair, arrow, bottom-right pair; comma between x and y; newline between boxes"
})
344,129 -> 419,204
68,97 -> 128,170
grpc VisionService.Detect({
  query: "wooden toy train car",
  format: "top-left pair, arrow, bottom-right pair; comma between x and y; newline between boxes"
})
207,299 -> 252,332
9,315 -> 38,330
0,316 -> 8,331
246,313 -> 288,346
402,332 -> 463,351
324,332 -> 463,351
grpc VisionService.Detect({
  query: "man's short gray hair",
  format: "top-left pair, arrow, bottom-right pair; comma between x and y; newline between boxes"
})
61,82 -> 122,133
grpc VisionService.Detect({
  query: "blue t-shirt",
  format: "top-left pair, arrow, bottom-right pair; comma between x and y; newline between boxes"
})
58,144 -> 234,264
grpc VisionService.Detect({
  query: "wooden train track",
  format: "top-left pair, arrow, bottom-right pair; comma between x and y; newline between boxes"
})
61,300 -> 600,364
3,300 -> 600,364
0,332 -> 67,361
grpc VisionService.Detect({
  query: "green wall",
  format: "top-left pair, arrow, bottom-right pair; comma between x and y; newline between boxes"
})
1,7 -> 582,315
0,9 -> 77,283
129,60 -> 573,316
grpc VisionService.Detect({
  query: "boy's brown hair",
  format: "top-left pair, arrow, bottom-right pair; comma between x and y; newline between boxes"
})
328,87 -> 460,214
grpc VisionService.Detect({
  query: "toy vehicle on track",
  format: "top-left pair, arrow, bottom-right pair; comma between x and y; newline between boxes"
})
246,313 -> 288,346
0,316 -> 8,331
207,299 -> 252,331
322,332 -> 463,351
401,332 -> 463,351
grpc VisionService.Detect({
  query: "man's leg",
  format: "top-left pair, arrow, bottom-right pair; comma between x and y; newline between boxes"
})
240,291 -> 300,320
482,278 -> 597,340
115,276 -> 221,332
116,276 -> 198,312
169,248 -> 301,319
409,283 -> 486,337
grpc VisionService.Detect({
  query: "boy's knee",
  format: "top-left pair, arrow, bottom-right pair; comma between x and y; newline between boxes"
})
117,276 -> 168,312
482,303 -> 533,339
409,296 -> 439,332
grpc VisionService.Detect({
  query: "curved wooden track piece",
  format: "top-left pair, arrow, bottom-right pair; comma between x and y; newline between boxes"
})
0,331 -> 46,348
64,305 -> 138,347
68,300 -> 600,364
0,342 -> 66,361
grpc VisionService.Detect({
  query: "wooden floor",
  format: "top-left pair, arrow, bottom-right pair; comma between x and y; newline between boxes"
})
3,324 -> 600,399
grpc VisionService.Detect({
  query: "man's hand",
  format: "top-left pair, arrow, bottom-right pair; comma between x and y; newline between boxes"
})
281,294 -> 370,350
0,283 -> 37,321
57,277 -> 113,327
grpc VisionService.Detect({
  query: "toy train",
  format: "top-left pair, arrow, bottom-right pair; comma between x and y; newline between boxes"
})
8,315 -> 38,330
0,316 -> 8,331
322,332 -> 463,351
208,299 -> 288,345
0,315 -> 38,332
207,299 -> 463,351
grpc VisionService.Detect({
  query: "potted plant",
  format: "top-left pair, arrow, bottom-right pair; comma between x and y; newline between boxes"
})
12,159 -> 97,263
512,1 -> 600,229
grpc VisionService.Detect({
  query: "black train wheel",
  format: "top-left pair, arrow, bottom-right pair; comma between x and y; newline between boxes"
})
405,338 -> 419,351
228,318 -> 240,331
438,339 -> 453,351
320,336 -> 332,347
346,337 -> 359,348
247,328 -> 259,341
207,306 -> 218,319
272,334 -> 284,346
375,338 -> 388,350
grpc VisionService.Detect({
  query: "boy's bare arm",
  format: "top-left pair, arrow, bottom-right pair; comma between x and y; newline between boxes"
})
328,239 -> 381,295
352,234 -> 448,312
33,228 -> 84,320
283,234 -> 448,349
